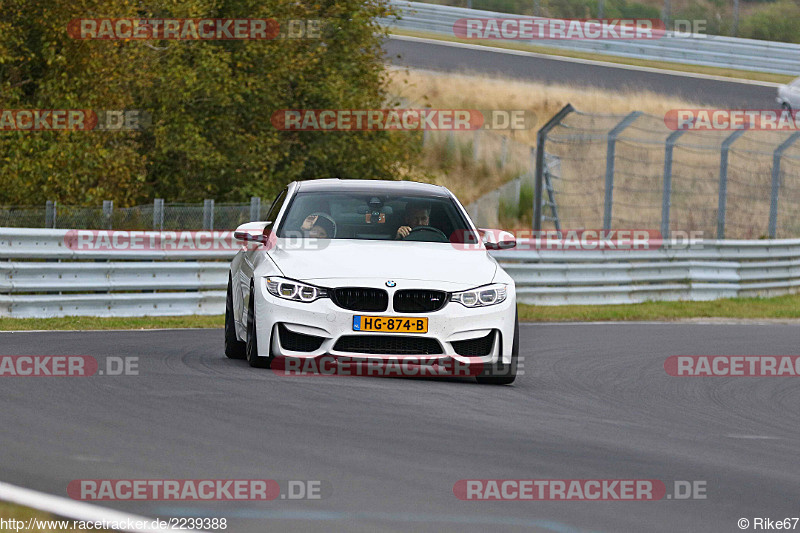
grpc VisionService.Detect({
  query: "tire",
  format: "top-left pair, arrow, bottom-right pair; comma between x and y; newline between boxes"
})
245,280 -> 271,369
225,273 -> 246,359
476,310 -> 519,385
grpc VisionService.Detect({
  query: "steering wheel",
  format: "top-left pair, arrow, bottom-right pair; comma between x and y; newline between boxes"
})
403,225 -> 448,242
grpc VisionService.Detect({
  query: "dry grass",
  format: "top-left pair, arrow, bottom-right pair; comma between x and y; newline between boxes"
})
0,502 -> 114,532
390,67 -> 702,206
387,67 -> 706,147
391,68 -> 800,237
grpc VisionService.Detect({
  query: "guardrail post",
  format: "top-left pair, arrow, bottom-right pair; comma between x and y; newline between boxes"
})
102,200 -> 113,230
768,131 -> 800,238
250,197 -> 261,222
153,198 -> 164,231
661,129 -> 687,238
603,111 -> 642,231
717,129 -> 746,239
203,199 -> 214,231
534,104 -> 574,231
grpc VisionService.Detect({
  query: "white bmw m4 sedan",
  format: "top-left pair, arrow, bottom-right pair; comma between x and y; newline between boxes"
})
225,179 -> 519,384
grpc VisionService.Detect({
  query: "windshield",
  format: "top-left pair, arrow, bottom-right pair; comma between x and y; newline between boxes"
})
276,191 -> 475,243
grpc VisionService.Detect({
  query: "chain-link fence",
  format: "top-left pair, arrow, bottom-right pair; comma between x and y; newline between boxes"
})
0,198 -> 263,230
534,106 -> 800,239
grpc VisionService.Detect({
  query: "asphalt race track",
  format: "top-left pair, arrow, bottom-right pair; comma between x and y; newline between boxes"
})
384,36 -> 780,108
2,324 -> 799,532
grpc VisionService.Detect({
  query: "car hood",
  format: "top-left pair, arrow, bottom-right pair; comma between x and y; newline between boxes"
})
267,239 -> 497,288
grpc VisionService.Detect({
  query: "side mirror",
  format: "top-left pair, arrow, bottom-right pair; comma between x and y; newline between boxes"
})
479,228 -> 517,250
234,221 -> 272,245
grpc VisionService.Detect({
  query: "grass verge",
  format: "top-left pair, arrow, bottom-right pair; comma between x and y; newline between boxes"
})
0,502 -> 113,532
389,28 -> 793,84
0,294 -> 799,331
518,293 -> 800,321
0,315 -> 224,331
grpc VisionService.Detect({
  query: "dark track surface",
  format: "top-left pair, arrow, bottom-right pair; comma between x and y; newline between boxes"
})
384,36 -> 781,108
2,324 -> 799,532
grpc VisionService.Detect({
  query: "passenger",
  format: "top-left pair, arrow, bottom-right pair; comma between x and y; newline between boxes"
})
300,213 -> 336,238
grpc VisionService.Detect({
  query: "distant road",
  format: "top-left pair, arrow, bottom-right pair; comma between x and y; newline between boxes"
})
384,35 -> 781,108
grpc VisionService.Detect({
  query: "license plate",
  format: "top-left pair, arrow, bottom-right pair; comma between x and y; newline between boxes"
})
353,316 -> 428,333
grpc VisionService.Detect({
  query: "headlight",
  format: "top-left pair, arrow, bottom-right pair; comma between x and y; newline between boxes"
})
451,283 -> 507,308
265,277 -> 328,303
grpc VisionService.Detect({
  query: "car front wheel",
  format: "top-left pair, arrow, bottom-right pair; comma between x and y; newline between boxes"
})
246,280 -> 272,369
224,273 -> 246,359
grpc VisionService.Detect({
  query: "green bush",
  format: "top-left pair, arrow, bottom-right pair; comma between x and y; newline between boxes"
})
0,0 -> 419,206
739,0 -> 800,43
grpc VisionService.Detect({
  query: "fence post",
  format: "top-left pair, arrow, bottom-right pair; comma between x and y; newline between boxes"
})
717,129 -> 746,239
45,201 -> 56,229
203,199 -> 214,231
422,128 -> 429,147
473,129 -> 480,162
102,200 -> 113,230
768,131 -> 800,238
603,111 -> 642,231
534,104 -> 574,231
153,198 -> 164,231
661,129 -> 687,238
250,197 -> 261,222
529,146 -> 536,185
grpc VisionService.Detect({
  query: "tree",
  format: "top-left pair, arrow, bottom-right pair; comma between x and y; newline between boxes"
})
0,0 -> 418,206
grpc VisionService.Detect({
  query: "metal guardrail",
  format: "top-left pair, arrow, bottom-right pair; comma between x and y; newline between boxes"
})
0,229 -> 233,318
383,1 -> 800,76
1,229 -> 800,316
494,239 -> 800,305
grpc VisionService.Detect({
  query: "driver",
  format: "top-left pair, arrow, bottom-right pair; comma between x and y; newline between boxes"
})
395,201 -> 431,240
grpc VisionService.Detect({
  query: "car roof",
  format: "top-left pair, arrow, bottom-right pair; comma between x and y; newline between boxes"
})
295,179 -> 451,197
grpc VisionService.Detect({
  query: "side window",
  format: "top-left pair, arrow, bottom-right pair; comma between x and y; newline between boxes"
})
265,188 -> 287,223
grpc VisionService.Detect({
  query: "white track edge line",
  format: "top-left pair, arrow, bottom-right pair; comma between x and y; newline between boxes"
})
0,481 -> 206,532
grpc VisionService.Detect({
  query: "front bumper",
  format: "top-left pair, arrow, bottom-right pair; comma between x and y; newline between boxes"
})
252,277 -> 516,366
